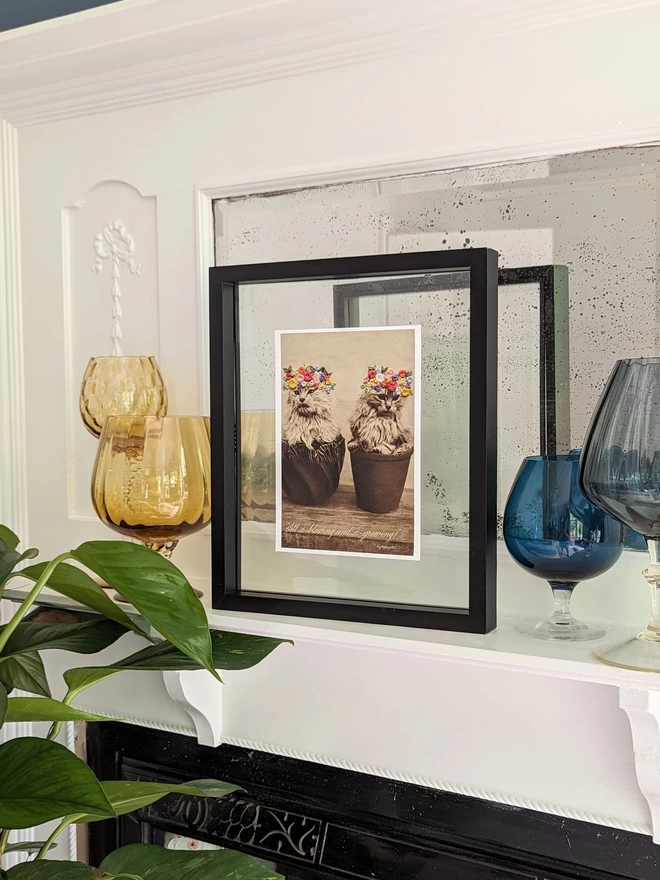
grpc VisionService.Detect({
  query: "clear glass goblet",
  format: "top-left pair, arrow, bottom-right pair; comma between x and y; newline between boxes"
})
580,357 -> 660,671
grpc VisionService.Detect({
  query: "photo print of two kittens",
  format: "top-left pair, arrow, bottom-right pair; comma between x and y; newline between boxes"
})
282,364 -> 414,455
277,326 -> 418,554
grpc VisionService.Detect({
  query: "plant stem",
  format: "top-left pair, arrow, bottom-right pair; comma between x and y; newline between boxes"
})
0,552 -> 72,655
0,827 -> 9,860
47,688 -> 77,741
35,815 -> 82,860
47,720 -> 63,741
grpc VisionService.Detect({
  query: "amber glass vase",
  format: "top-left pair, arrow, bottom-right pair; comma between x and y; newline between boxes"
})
80,356 -> 168,437
92,416 -> 211,557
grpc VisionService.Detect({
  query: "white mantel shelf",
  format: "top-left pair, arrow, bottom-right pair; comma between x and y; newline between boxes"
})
4,582 -> 657,690
5,583 -> 660,842
207,608 -> 660,690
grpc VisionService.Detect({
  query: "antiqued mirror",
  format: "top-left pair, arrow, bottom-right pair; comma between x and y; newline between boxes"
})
213,145 -> 660,623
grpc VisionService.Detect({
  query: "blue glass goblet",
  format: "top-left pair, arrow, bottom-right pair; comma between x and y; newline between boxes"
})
504,451 -> 624,640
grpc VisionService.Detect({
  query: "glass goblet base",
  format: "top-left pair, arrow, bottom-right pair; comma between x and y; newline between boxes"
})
594,555 -> 660,672
594,629 -> 660,672
518,583 -> 607,641
518,619 -> 606,641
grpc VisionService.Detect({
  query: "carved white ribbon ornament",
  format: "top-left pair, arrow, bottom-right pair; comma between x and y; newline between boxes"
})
93,221 -> 141,356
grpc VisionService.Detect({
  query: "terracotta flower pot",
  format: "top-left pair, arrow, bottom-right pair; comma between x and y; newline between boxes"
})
350,447 -> 413,514
282,437 -> 346,506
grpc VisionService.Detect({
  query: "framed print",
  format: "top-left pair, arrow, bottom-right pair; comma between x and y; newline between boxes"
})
276,326 -> 422,560
334,264 -> 570,538
210,248 -> 498,632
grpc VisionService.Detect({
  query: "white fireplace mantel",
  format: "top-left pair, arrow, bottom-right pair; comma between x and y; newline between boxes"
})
4,0 -> 660,860
4,585 -> 660,842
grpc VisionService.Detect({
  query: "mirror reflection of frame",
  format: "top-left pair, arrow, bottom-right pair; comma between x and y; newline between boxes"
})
333,265 -> 570,534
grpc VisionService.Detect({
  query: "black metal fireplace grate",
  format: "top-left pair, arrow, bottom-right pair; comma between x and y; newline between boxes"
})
87,723 -> 659,880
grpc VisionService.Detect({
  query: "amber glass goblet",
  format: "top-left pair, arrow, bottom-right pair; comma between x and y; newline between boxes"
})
92,416 -> 210,558
80,356 -> 168,437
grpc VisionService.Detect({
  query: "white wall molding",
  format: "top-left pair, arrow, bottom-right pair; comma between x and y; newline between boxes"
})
220,733 -> 652,837
0,117 -> 28,543
64,722 -> 78,863
620,688 -> 660,843
76,680 -> 653,839
0,0 -> 659,127
75,702 -> 196,739
79,672 -> 653,839
3,583 -> 652,838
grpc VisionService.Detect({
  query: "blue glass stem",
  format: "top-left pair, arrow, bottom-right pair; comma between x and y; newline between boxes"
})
548,582 -> 578,627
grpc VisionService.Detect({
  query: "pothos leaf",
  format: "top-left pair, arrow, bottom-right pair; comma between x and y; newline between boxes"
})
0,652 -> 51,697
0,616 -> 128,659
0,525 -> 19,550
70,542 -> 216,679
6,863 -> 100,879
100,844 -> 284,879
20,561 -> 148,639
74,778 -> 242,823
0,737 -> 115,829
64,632 -> 290,698
5,697 -> 117,724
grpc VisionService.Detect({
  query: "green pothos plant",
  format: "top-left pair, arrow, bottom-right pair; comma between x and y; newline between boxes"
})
0,524 -> 289,879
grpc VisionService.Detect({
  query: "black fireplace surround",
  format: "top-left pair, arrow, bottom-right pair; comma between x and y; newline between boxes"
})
87,723 -> 659,880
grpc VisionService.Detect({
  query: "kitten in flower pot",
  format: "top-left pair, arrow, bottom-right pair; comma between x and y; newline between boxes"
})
282,366 -> 342,449
348,366 -> 414,514
348,366 -> 413,455
281,365 -> 345,506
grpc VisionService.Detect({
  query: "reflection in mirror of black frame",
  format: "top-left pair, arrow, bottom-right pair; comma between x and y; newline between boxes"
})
334,265 -> 570,457
209,249 -> 498,633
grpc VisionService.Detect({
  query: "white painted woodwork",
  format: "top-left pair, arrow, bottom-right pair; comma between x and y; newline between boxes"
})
620,689 -> 660,843
66,181 -> 160,520
3,0 -> 660,847
2,585 -> 658,839
163,669 -> 224,747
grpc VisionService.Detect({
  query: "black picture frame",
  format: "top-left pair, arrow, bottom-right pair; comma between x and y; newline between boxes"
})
334,264 -> 569,456
209,248 -> 498,632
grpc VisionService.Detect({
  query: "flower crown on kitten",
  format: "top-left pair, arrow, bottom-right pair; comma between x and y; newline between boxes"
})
361,366 -> 413,397
283,365 -> 337,393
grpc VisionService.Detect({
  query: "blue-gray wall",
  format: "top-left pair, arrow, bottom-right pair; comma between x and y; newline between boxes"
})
0,0 -> 121,32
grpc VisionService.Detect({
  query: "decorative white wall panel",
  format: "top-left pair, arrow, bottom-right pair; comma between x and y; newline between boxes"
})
64,180 -> 160,520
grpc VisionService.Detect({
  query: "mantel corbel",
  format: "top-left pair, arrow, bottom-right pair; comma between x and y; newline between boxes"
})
619,686 -> 660,843
163,669 -> 223,748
